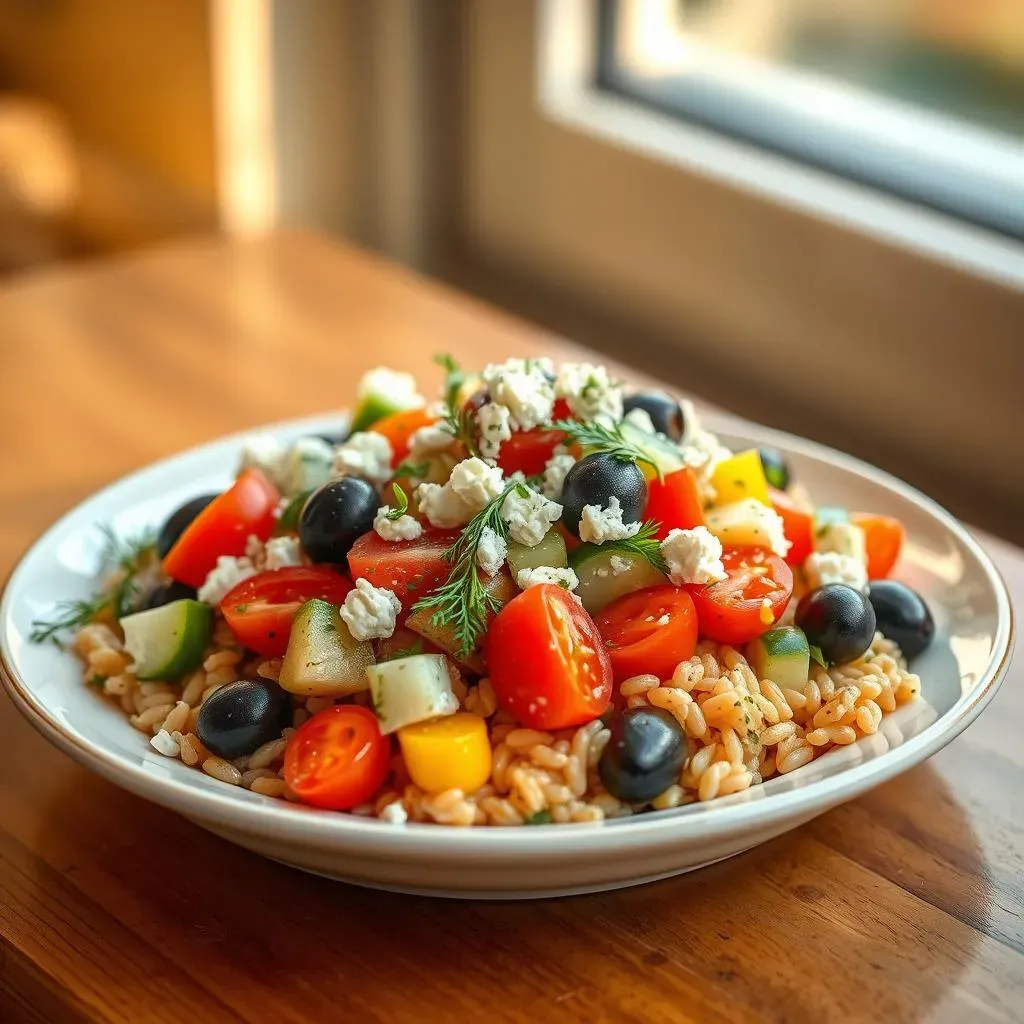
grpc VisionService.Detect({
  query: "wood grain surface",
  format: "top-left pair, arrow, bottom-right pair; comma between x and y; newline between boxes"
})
0,230 -> 1021,1024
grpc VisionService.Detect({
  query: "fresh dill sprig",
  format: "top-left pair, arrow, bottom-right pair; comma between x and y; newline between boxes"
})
411,479 -> 525,657
551,418 -> 661,479
434,352 -> 479,457
386,484 -> 410,520
591,519 -> 668,575
30,526 -> 156,645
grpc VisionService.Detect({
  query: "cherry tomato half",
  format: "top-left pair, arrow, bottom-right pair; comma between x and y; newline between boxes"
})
770,488 -> 814,566
369,407 -> 435,465
163,469 -> 280,587
486,584 -> 612,730
221,566 -> 354,657
347,527 -> 461,610
496,427 -> 569,477
284,705 -> 390,810
850,512 -> 905,580
594,586 -> 698,683
645,469 -> 703,539
690,547 -> 793,645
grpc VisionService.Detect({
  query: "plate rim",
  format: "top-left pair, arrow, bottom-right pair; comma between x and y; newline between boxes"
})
0,410 -> 1015,857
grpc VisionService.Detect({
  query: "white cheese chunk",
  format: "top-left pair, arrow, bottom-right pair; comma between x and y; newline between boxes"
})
264,535 -> 304,570
500,486 -> 563,547
379,801 -> 409,825
477,402 -> 513,461
150,729 -> 180,757
481,358 -> 555,430
373,507 -> 424,542
197,555 -> 258,605
555,362 -> 624,422
804,551 -> 869,593
357,366 -> 424,408
340,578 -> 402,641
332,431 -> 394,486
660,526 -> 727,585
408,422 -> 455,458
541,447 -> 576,500
476,525 -> 508,576
578,496 -> 641,544
815,521 -> 867,563
448,457 -> 505,509
516,566 -> 580,592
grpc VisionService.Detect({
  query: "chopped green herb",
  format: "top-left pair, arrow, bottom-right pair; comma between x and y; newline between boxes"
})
386,483 -> 410,520
435,353 -> 479,457
589,520 -> 668,575
808,644 -> 828,669
88,674 -> 107,688
234,604 -> 249,614
392,460 -> 431,481
526,810 -> 552,825
275,490 -> 312,532
551,418 -> 661,479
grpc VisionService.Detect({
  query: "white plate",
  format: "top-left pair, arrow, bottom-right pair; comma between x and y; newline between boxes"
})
0,413 -> 1013,898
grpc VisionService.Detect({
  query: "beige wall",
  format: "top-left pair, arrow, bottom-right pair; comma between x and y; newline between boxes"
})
427,1 -> 1022,541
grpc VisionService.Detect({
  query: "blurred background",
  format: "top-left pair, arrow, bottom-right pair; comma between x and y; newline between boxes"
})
0,0 -> 1021,540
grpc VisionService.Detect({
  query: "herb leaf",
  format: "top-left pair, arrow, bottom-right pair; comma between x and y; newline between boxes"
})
551,418 -> 660,479
435,352 -> 479,457
808,644 -> 828,669
410,479 -> 520,657
386,484 -> 410,520
30,526 -> 156,645
391,460 -> 431,481
525,810 -> 552,825
590,519 -> 668,574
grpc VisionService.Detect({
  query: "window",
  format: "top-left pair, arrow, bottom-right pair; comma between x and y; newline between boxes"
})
595,0 -> 1024,240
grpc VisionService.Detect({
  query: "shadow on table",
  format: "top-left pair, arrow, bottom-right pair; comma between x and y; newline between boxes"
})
28,760 -> 999,1024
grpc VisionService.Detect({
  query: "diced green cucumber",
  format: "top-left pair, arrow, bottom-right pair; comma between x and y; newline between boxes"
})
569,546 -> 668,614
813,506 -> 849,530
506,529 -> 568,580
747,626 -> 810,689
366,653 -> 458,735
619,420 -> 685,477
274,489 -> 312,534
279,598 -> 375,696
121,600 -> 212,681
281,440 -> 333,496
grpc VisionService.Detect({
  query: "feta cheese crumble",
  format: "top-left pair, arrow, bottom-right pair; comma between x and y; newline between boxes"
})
357,366 -> 424,409
408,422 -> 455,458
804,551 -> 869,593
197,555 -> 258,605
815,520 -> 867,564
379,801 -> 409,825
516,566 -> 580,592
476,525 -> 507,576
264,535 -> 304,570
476,402 -> 513,461
281,436 -> 334,495
541,447 -> 576,500
680,427 -> 733,504
660,526 -> 727,585
609,554 -> 633,576
481,358 -> 555,431
555,362 -> 624,422
333,431 -> 394,486
578,496 -> 641,544
500,486 -> 563,547
239,433 -> 287,489
417,456 -> 504,528
340,578 -> 401,641
374,506 -> 424,542
150,729 -> 180,757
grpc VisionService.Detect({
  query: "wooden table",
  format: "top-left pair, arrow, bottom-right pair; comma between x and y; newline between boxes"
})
1,230 -> 1021,1024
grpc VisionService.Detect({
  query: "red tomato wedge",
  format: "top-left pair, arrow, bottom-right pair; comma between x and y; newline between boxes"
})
369,407 -> 435,465
221,566 -> 354,657
284,705 -> 390,810
496,427 -> 569,477
769,488 -> 814,566
690,547 -> 793,645
594,586 -> 698,683
163,469 -> 280,587
486,584 -> 612,730
347,527 -> 460,609
645,469 -> 704,539
851,512 -> 905,580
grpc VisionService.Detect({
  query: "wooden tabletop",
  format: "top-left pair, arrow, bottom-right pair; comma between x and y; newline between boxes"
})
1,230 -> 1021,1024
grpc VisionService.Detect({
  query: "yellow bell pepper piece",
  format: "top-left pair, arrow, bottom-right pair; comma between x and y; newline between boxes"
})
398,713 -> 492,794
710,449 -> 771,507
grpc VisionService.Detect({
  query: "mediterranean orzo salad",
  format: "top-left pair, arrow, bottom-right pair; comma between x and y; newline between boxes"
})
33,356 -> 936,826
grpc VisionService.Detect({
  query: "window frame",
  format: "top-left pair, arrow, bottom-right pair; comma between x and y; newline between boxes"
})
537,0 -> 1024,290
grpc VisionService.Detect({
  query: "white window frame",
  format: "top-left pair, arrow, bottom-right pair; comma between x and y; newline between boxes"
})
538,0 -> 1024,291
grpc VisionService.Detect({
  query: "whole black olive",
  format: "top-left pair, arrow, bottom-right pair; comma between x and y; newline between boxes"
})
156,494 -> 218,558
143,580 -> 199,610
622,392 -> 686,441
195,677 -> 292,759
867,580 -> 935,661
796,584 -> 876,666
758,448 -> 790,492
559,453 -> 647,538
598,708 -> 688,804
299,477 -> 379,563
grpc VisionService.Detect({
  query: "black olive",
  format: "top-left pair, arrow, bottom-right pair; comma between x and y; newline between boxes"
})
622,392 -> 686,441
196,678 -> 292,759
156,494 -> 218,558
867,580 -> 934,661
300,477 -> 379,563
464,386 -> 491,413
796,584 -> 876,666
598,708 -> 688,804
559,453 -> 647,538
143,580 -> 198,610
758,448 -> 790,491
